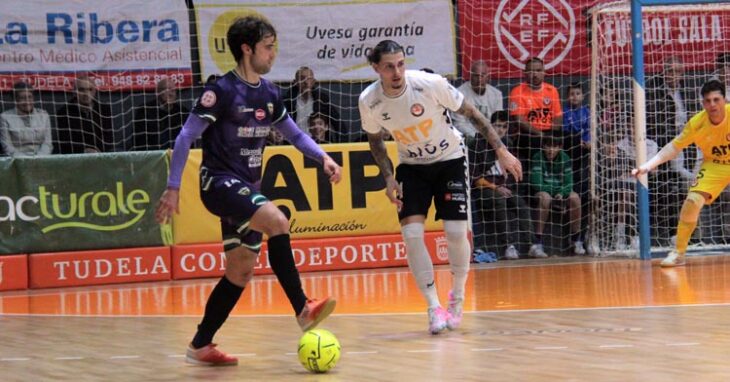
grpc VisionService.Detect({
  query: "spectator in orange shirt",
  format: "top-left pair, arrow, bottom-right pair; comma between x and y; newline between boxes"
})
509,57 -> 562,135
509,57 -> 563,168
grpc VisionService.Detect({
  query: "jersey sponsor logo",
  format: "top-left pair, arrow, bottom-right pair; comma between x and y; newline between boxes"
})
255,109 -> 266,120
369,99 -> 382,109
445,192 -> 466,202
248,155 -> 262,168
711,144 -> 730,156
238,126 -> 254,137
240,148 -> 263,157
458,204 -> 467,213
446,181 -> 464,190
410,103 -> 425,117
392,119 -> 433,144
200,90 -> 216,107
382,112 -> 391,121
254,126 -> 271,137
238,106 -> 254,113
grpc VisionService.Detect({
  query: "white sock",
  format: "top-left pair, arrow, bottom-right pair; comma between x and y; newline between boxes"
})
443,220 -> 470,299
401,222 -> 440,308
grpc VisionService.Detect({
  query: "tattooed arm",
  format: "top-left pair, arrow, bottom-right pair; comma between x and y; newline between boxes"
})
455,100 -> 523,181
367,131 -> 402,208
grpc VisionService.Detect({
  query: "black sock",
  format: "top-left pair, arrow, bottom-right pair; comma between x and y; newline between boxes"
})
571,232 -> 582,242
268,234 -> 307,315
191,275 -> 243,349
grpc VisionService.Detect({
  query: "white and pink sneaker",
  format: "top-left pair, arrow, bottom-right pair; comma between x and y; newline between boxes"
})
428,306 -> 450,335
446,291 -> 464,330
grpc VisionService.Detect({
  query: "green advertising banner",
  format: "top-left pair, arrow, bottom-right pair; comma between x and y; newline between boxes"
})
0,152 -> 169,254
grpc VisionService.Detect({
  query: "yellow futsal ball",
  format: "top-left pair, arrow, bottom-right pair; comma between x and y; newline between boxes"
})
298,329 -> 341,373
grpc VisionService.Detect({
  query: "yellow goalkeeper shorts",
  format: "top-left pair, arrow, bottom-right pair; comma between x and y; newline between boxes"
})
689,161 -> 730,204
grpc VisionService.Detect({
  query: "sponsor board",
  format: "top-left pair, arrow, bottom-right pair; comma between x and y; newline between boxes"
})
0,0 -> 192,91
195,0 -> 456,81
0,254 -> 28,291
0,152 -> 169,254
171,232 -> 449,280
28,247 -> 171,288
173,144 -> 442,244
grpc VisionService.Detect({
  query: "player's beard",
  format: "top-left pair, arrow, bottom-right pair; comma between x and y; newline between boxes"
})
252,58 -> 273,75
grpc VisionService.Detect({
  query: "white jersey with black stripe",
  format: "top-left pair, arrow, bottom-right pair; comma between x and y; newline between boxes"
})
359,70 -> 465,165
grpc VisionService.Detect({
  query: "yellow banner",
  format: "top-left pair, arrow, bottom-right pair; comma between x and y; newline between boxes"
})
172,142 -> 440,244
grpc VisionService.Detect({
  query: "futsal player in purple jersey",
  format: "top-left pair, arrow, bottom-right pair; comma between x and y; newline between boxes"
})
155,16 -> 342,366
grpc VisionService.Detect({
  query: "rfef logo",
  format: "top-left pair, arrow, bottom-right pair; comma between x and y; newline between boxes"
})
494,0 -> 576,70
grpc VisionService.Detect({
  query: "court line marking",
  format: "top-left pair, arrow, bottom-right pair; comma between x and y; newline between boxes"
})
1,357 -> 30,361
471,348 -> 503,352
110,355 -> 141,359
55,356 -> 84,360
598,344 -> 634,349
3,302 -> 730,318
665,342 -> 700,347
534,346 -> 568,350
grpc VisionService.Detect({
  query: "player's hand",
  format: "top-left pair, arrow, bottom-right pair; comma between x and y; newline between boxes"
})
496,147 -> 523,182
554,193 -> 563,201
155,188 -> 180,224
496,186 -> 512,197
384,175 -> 403,210
323,155 -> 342,184
631,166 -> 649,178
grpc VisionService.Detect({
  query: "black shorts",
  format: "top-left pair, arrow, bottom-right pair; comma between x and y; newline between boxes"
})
200,172 -> 267,253
395,157 -> 469,221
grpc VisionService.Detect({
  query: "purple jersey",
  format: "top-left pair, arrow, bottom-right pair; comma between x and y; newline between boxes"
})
192,70 -> 287,183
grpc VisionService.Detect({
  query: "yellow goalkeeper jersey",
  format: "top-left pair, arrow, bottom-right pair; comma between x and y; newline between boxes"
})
673,104 -> 730,165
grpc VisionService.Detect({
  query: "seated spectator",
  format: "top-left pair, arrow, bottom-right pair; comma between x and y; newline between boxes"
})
470,111 -> 546,259
266,128 -> 285,146
283,66 -> 341,140
131,78 -> 189,150
0,81 -> 53,156
712,52 -> 730,101
54,75 -> 114,154
452,60 -> 504,142
530,134 -> 584,256
597,114 -> 658,250
308,112 -> 330,144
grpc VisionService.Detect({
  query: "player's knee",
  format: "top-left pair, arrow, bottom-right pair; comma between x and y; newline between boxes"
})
443,220 -> 468,241
401,222 -> 425,240
536,192 -> 552,206
568,192 -> 581,206
679,192 -> 706,223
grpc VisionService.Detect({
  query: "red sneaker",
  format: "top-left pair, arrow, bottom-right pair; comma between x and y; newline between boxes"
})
297,297 -> 337,331
185,343 -> 238,366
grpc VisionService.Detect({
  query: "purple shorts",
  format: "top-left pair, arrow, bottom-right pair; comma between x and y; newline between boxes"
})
200,174 -> 268,252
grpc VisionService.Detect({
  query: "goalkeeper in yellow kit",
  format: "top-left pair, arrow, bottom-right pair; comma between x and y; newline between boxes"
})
633,80 -> 730,267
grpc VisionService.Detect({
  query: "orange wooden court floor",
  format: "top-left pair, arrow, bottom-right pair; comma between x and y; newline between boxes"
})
2,255 -> 730,381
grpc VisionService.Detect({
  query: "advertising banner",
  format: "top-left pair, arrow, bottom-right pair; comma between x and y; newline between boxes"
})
0,0 -> 192,91
0,152 -> 170,254
170,232 -> 449,280
0,254 -> 28,291
458,0 -> 730,78
28,246 -> 171,289
173,143 -> 442,244
195,0 -> 456,81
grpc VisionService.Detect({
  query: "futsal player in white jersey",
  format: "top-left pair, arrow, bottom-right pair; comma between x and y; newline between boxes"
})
359,40 -> 522,334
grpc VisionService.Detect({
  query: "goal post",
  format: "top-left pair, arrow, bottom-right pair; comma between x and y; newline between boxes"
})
589,0 -> 730,258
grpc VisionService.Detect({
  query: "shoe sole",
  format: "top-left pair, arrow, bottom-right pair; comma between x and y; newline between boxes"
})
660,260 -> 686,268
301,299 -> 337,331
430,324 -> 448,335
185,356 -> 238,366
